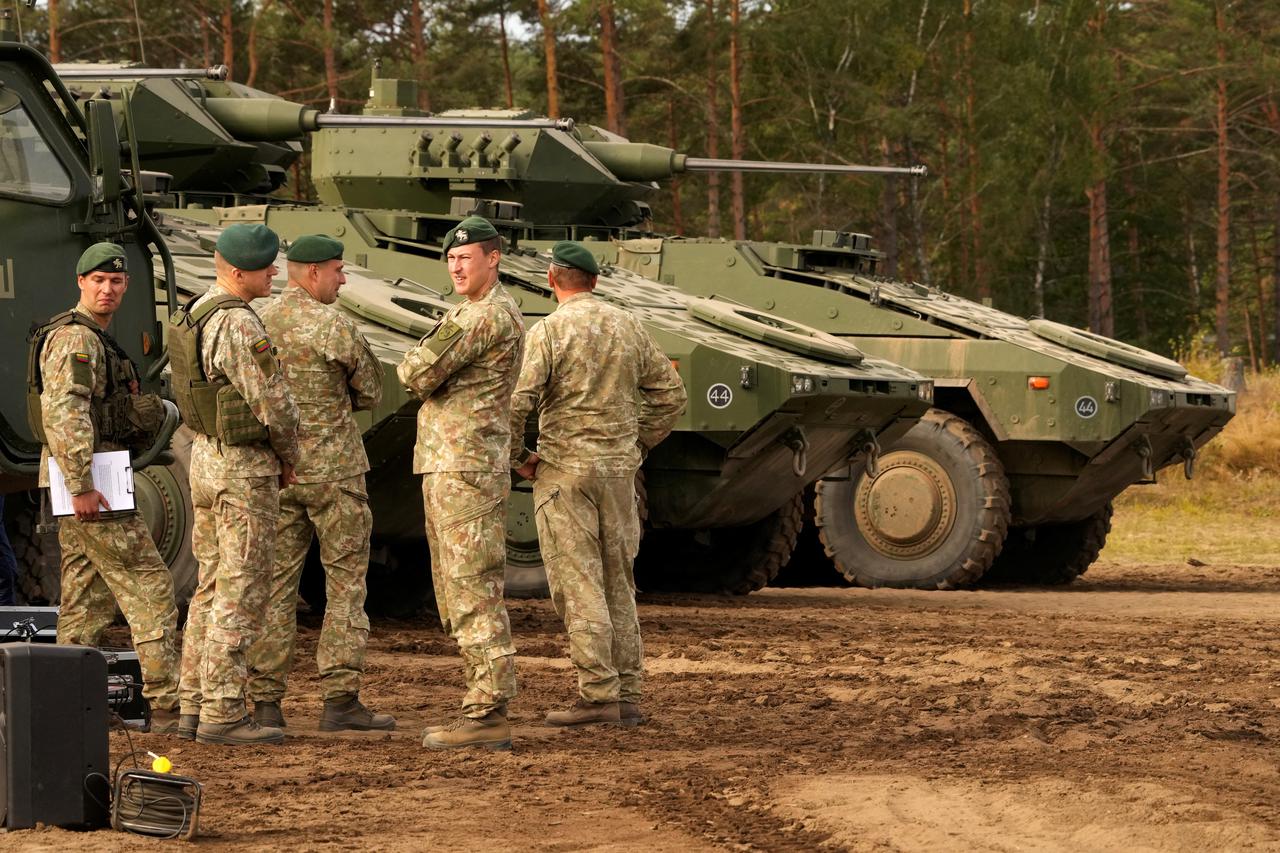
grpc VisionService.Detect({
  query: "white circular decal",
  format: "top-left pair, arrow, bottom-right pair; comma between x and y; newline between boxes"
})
707,383 -> 733,409
1074,395 -> 1099,419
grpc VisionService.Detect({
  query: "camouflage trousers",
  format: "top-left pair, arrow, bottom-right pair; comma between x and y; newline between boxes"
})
56,512 -> 180,711
179,475 -> 279,724
533,465 -> 643,704
248,474 -> 373,703
422,471 -> 517,718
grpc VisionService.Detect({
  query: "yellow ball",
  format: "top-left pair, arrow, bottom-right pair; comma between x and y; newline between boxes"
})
152,756 -> 172,774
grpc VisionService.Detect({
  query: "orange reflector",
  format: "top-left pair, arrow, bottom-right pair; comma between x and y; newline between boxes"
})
1028,376 -> 1050,390
670,359 -> 680,371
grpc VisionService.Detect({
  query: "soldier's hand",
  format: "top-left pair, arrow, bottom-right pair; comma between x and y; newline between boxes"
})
515,452 -> 540,482
280,463 -> 299,488
128,379 -> 140,395
71,490 -> 111,521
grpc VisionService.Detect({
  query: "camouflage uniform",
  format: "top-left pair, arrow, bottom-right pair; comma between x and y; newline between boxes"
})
38,304 -> 180,711
509,292 -> 685,704
179,284 -> 300,725
397,282 -> 524,718
248,284 -> 382,703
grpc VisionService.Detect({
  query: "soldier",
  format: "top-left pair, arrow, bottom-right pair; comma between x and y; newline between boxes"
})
29,242 -> 182,731
170,223 -> 300,746
509,241 -> 686,728
246,234 -> 393,732
397,215 -> 524,751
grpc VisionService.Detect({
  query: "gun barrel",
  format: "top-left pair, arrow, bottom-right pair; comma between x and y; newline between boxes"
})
55,64 -> 229,81
682,157 -> 928,177
313,115 -> 575,132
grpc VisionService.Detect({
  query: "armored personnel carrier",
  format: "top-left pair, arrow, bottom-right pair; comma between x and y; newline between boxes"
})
3,47 -> 932,610
65,63 -> 1235,589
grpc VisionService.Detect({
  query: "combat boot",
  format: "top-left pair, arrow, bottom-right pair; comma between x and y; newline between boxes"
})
422,710 -> 511,751
147,708 -> 182,735
544,699 -> 621,728
195,716 -> 285,746
176,714 -> 200,741
319,694 -> 395,732
619,701 -> 646,727
254,700 -> 286,728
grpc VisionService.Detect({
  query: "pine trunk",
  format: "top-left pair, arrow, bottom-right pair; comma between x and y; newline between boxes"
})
498,9 -> 514,109
221,0 -> 234,80
599,1 -> 626,136
704,0 -> 721,238
247,0 -> 274,88
1213,2 -> 1231,356
1123,171 -> 1148,343
410,0 -> 430,110
323,0 -> 338,103
962,0 -> 984,297
47,0 -> 60,62
537,0 -> 560,118
669,97 -> 685,236
879,136 -> 899,278
1033,192 -> 1051,318
1086,118 -> 1113,337
728,0 -> 746,240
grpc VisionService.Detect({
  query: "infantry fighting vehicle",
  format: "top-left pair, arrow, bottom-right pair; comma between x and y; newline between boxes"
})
63,63 -> 1236,590
107,66 -> 1233,591
1,44 -> 933,611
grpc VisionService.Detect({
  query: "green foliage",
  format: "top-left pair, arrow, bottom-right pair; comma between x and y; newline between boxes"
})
11,0 -> 1280,358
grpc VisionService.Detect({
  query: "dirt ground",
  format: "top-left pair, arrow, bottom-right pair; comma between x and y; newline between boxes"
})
7,559 -> 1280,852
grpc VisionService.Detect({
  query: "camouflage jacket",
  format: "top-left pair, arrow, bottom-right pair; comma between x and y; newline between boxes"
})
37,304 -> 125,492
509,292 -> 687,477
189,283 -> 300,479
258,285 -> 381,483
397,281 -> 525,474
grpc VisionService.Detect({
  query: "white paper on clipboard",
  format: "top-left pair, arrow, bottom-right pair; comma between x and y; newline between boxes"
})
47,450 -> 136,516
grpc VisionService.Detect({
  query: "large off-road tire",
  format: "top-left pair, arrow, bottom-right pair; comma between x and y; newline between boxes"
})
4,491 -> 59,605
815,409 -> 1010,589
772,487 -> 850,587
983,502 -> 1113,586
134,426 -> 199,604
635,491 -> 804,595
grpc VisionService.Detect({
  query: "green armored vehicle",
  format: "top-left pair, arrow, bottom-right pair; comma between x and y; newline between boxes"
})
3,47 -> 933,610
64,63 -> 1234,590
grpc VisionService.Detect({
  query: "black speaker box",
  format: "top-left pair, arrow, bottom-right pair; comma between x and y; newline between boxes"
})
0,644 -> 110,830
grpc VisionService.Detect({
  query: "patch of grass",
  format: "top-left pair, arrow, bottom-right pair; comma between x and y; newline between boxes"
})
1107,359 -> 1280,565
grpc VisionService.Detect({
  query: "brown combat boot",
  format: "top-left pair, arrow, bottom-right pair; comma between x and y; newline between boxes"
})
320,694 -> 395,732
422,710 -> 511,751
146,708 -> 182,735
544,699 -> 621,728
619,701 -> 646,727
254,700 -> 286,728
176,713 -> 200,741
196,716 -> 285,746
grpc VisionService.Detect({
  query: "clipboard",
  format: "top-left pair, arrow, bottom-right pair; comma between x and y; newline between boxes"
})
47,450 -> 136,516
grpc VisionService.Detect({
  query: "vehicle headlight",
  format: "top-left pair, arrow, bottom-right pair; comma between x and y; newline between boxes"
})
917,381 -> 934,402
791,374 -> 816,394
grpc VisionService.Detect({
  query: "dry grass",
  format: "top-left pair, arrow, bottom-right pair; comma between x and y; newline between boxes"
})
1106,359 -> 1280,566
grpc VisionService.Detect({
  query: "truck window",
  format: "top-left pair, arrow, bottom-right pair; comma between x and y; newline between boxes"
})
0,100 -> 72,203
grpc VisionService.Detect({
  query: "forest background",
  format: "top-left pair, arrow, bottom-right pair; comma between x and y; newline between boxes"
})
8,0 -> 1280,362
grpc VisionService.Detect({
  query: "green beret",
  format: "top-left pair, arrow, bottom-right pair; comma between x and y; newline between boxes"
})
76,242 -> 128,275
442,216 -> 500,254
215,223 -> 280,271
286,234 -> 344,264
550,241 -> 599,276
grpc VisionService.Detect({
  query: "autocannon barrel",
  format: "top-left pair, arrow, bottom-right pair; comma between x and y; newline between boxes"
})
55,64 -> 229,80
581,141 -> 926,182
201,97 -> 574,142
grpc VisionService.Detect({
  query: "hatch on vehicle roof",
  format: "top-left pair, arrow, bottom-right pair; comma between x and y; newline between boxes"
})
688,297 -> 865,366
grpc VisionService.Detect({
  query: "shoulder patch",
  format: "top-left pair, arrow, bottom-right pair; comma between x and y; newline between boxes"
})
74,352 -> 91,363
253,337 -> 272,354
425,320 -> 465,357
250,336 -> 279,376
436,321 -> 462,343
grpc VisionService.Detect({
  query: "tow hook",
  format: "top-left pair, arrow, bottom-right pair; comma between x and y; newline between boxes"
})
856,429 -> 882,480
1134,435 -> 1155,482
1181,436 -> 1196,480
782,426 -> 809,478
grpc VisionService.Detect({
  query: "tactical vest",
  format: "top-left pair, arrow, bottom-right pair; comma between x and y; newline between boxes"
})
168,293 -> 270,446
26,310 -> 138,446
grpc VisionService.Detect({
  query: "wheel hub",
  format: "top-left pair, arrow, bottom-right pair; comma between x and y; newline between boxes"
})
133,466 -> 185,566
504,488 -> 542,566
855,451 -> 956,559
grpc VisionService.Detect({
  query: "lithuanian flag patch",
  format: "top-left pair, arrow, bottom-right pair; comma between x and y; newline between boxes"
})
74,352 -> 91,363
253,337 -> 271,354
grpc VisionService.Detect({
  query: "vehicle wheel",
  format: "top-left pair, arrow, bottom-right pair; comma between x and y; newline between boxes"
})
815,409 -> 1010,589
135,426 -> 199,604
4,491 -> 59,605
983,502 -> 1113,586
772,486 -> 850,587
635,491 -> 803,595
